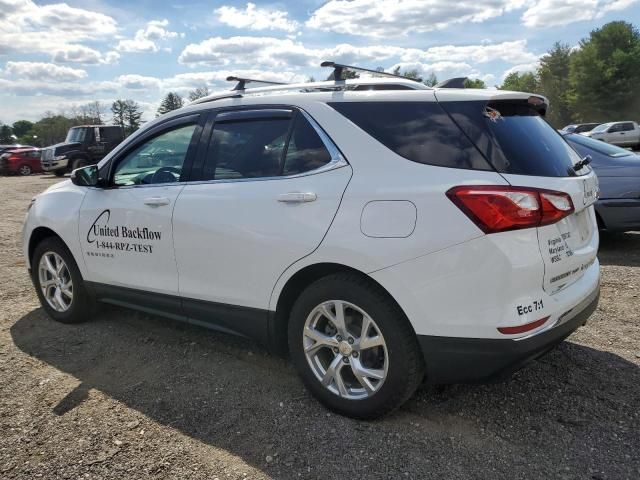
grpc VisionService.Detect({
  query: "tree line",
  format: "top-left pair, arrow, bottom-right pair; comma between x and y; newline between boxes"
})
395,21 -> 639,128
0,87 -> 210,147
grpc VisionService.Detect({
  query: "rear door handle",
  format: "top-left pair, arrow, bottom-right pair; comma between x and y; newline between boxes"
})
277,192 -> 317,203
144,197 -> 171,207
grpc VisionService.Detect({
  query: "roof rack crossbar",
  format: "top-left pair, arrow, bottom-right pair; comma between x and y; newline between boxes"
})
226,76 -> 289,91
320,61 -> 423,83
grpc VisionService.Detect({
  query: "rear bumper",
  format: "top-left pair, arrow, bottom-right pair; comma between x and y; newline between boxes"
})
596,199 -> 640,232
418,285 -> 599,384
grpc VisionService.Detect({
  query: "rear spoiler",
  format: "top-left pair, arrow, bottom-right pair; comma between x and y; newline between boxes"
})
434,89 -> 549,115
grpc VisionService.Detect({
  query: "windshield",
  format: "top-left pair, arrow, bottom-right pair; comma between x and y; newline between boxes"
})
565,133 -> 634,158
65,128 -> 87,143
591,123 -> 611,133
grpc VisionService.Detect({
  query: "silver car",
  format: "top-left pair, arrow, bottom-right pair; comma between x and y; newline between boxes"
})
582,121 -> 640,149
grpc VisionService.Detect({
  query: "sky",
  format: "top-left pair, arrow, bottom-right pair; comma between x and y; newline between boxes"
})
0,0 -> 639,124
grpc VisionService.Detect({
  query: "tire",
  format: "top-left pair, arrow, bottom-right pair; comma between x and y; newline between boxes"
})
54,170 -> 65,177
18,164 -> 32,176
288,273 -> 424,419
32,237 -> 95,324
71,158 -> 88,172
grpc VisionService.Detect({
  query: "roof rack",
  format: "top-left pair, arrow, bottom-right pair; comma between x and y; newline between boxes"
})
227,76 -> 288,91
435,77 -> 467,89
321,61 -> 423,83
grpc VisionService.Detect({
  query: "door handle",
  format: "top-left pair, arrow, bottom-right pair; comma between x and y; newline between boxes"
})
277,192 -> 317,203
143,197 -> 171,207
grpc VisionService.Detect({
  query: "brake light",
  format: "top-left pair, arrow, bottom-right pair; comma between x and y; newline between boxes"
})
447,186 -> 574,234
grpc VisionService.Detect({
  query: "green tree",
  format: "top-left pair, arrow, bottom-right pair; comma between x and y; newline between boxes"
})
0,124 -> 13,143
500,71 -> 539,92
464,78 -> 487,89
188,86 -> 210,102
569,21 -> 640,122
124,100 -> 142,134
112,99 -> 143,136
157,92 -> 184,116
423,72 -> 438,87
29,113 -> 78,147
11,120 -> 34,138
111,99 -> 127,135
538,43 -> 574,128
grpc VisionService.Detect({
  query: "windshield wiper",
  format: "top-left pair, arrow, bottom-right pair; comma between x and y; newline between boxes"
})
572,155 -> 592,172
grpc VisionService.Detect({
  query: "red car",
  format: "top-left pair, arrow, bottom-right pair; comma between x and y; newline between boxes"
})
0,147 -> 43,176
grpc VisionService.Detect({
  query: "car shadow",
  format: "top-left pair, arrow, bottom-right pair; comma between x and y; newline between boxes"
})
10,307 -> 640,478
598,231 -> 640,267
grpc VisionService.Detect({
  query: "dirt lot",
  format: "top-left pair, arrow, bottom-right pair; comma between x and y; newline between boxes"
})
0,175 -> 638,480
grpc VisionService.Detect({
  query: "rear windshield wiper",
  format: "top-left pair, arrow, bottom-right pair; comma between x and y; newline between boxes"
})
572,155 -> 592,172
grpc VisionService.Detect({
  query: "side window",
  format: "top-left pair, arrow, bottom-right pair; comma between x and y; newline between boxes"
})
623,123 -> 635,131
113,123 -> 197,186
329,101 -> 492,171
282,115 -> 332,175
609,124 -> 622,132
203,117 -> 290,180
101,127 -> 122,144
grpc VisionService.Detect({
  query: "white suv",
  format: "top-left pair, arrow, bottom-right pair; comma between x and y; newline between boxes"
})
22,75 -> 600,419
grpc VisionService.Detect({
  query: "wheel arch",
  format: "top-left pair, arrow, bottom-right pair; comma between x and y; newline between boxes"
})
268,262 -> 414,357
28,226 -> 64,266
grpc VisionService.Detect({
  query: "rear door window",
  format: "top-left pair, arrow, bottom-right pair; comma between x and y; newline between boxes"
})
201,110 -> 335,180
282,115 -> 332,175
440,101 -> 582,177
203,117 -> 290,181
329,101 -> 492,171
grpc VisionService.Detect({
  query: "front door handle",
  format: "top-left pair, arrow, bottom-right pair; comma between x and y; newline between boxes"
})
144,197 -> 171,207
277,192 -> 317,203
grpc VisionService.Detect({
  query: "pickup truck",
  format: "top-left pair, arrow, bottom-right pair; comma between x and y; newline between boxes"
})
582,121 -> 640,149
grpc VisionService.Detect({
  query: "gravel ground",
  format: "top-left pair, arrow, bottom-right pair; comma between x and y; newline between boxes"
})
0,175 -> 638,480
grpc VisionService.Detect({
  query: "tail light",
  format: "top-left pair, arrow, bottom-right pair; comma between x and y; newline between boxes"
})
447,185 -> 574,234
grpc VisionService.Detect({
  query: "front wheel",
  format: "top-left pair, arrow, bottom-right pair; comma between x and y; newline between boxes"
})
288,273 -> 424,419
32,237 -> 94,323
18,164 -> 32,176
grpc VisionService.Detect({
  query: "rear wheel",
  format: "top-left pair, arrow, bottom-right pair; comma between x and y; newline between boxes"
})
288,273 -> 424,419
18,164 -> 32,176
32,237 -> 94,324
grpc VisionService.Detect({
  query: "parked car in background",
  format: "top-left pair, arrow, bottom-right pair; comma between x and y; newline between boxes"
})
564,132 -> 640,232
582,121 -> 640,149
0,147 -> 42,176
0,144 -> 35,155
561,123 -> 600,134
41,125 -> 124,176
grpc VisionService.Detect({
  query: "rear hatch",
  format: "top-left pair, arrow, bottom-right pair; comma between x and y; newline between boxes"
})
437,91 -> 599,294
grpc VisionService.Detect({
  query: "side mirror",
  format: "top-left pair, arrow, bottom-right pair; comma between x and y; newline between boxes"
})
71,165 -> 100,187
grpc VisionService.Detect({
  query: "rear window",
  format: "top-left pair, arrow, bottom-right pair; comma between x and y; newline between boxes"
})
440,101 -> 582,177
328,101 -> 492,171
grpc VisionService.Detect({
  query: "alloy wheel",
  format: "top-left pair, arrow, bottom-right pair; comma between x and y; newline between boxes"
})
38,251 -> 73,312
303,300 -> 388,400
